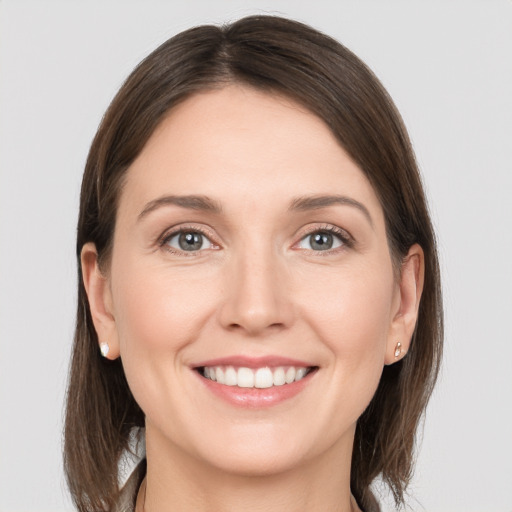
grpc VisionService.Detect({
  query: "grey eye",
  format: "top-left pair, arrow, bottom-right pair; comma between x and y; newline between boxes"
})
298,231 -> 343,251
166,231 -> 213,252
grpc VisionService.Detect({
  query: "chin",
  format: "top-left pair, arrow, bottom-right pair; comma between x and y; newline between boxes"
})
184,418 -> 346,478
204,444 -> 307,477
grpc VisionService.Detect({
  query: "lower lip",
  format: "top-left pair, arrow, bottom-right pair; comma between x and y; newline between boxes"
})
195,370 -> 316,408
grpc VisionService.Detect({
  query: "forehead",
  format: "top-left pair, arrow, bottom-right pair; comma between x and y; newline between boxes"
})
118,85 -> 384,224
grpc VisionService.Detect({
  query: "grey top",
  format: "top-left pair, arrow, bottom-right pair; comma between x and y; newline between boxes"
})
113,461 -> 145,512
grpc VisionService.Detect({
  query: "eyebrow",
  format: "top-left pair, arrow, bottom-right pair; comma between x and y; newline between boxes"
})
137,193 -> 373,226
289,194 -> 373,226
138,194 -> 222,221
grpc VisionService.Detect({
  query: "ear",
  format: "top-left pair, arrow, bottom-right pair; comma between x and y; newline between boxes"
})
385,243 -> 425,365
81,242 -> 120,359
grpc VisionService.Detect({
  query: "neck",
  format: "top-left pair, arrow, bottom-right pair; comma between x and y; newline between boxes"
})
140,424 -> 360,512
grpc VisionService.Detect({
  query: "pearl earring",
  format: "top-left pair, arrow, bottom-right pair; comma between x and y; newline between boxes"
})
394,342 -> 402,358
100,342 -> 110,358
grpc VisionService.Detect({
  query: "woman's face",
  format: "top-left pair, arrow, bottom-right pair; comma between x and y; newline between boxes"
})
85,86 -> 420,476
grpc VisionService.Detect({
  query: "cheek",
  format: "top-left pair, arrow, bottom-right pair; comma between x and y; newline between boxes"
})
112,263 -> 216,350
312,271 -> 393,430
301,261 -> 394,348
109,258 -> 219,405
297,258 -> 395,400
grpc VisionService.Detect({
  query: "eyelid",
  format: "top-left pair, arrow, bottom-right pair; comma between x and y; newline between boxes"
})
158,223 -> 220,254
293,224 -> 354,251
156,222 -> 353,255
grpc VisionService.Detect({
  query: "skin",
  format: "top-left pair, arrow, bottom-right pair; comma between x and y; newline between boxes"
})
82,86 -> 424,512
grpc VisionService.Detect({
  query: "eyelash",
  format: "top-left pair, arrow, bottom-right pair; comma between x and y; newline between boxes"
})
295,224 -> 354,254
158,223 -> 354,256
159,225 -> 218,257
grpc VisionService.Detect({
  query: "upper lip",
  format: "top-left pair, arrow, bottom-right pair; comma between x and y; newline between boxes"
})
192,355 -> 316,369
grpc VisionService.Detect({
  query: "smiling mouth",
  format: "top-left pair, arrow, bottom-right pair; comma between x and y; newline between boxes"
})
197,365 -> 318,389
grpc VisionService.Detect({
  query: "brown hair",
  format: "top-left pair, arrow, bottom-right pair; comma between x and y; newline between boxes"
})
65,15 -> 443,512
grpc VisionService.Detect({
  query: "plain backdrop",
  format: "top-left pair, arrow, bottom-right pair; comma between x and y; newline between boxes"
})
1,1 -> 511,511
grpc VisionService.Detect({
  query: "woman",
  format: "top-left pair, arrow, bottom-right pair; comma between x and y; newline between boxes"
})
64,15 -> 443,512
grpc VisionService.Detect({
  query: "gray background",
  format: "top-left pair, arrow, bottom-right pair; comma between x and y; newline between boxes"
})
1,1 -> 511,511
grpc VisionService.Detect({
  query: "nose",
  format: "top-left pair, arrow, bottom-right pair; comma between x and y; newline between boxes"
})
218,245 -> 295,336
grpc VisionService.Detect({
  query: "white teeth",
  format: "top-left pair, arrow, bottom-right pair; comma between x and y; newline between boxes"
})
255,367 -> 273,388
272,367 -> 286,386
224,366 -> 237,386
216,367 -> 225,384
285,367 -> 296,384
202,365 -> 312,388
237,367 -> 255,388
295,368 -> 307,381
